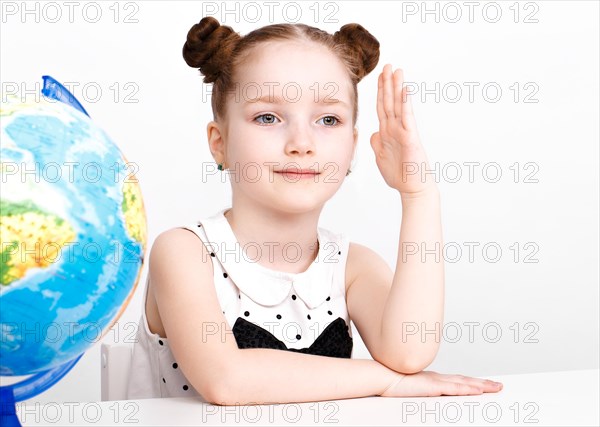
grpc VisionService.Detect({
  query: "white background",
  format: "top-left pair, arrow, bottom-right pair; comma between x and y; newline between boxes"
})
1,0 -> 598,404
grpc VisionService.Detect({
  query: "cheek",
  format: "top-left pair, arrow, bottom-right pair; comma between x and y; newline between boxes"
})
226,123 -> 254,149
321,130 -> 354,156
225,137 -> 268,171
229,143 -> 259,162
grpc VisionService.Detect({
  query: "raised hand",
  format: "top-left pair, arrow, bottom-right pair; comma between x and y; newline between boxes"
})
380,370 -> 504,397
370,64 -> 437,196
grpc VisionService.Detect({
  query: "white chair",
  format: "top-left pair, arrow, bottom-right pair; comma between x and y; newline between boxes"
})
100,342 -> 133,401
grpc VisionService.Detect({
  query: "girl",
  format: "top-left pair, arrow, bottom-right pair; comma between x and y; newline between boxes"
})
127,16 -> 503,405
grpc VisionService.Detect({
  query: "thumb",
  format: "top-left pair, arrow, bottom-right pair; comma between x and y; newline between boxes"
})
370,132 -> 381,153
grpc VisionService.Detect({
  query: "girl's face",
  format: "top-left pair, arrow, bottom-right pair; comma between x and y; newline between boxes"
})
219,40 -> 357,214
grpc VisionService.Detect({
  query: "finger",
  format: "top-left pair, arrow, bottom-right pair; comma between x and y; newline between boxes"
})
370,132 -> 380,151
440,375 -> 503,393
393,68 -> 404,119
402,86 -> 417,132
383,64 -> 395,119
376,72 -> 386,124
437,381 -> 484,396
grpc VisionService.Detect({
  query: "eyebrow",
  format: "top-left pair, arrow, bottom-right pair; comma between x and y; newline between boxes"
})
244,94 -> 350,108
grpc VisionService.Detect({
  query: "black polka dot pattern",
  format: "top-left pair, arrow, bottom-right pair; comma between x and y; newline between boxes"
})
328,310 -> 333,315
162,378 -> 166,383
276,314 -> 282,319
326,296 -> 331,301
291,295 -> 296,300
158,340 -> 163,346
183,385 -> 189,391
307,314 -> 311,320
244,311 -> 250,317
210,252 -> 215,257
296,334 -> 301,340
172,363 -> 178,369
223,272 -> 228,278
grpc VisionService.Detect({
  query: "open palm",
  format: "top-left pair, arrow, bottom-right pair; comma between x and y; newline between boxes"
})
370,64 -> 437,196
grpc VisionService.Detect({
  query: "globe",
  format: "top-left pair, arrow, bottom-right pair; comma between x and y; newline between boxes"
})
0,76 -> 146,425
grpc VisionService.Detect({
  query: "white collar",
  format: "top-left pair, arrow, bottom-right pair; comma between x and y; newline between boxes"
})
199,208 -> 339,309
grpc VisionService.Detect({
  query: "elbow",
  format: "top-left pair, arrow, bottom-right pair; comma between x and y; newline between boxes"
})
203,383 -> 225,406
376,348 -> 438,374
398,359 -> 432,374
199,350 -> 244,405
203,361 -> 249,406
204,378 -> 234,406
189,361 -> 236,405
202,371 -> 237,406
382,358 -> 428,375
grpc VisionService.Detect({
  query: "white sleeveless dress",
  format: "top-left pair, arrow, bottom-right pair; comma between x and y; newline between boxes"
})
126,207 -> 353,400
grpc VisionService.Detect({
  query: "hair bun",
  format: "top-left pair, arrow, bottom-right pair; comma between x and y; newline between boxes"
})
333,23 -> 380,81
182,16 -> 241,84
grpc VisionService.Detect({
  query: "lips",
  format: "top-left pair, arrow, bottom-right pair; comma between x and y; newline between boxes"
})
275,169 -> 320,175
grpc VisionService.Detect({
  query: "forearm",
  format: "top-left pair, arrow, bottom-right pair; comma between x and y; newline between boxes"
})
211,348 -> 398,405
380,188 -> 445,370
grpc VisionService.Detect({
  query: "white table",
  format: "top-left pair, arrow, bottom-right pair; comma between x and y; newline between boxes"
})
16,369 -> 599,426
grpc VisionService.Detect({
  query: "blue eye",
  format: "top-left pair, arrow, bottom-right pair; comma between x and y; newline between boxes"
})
254,114 -> 279,125
318,116 -> 340,126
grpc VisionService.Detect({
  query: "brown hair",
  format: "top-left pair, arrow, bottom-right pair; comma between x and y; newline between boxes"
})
182,16 -> 380,125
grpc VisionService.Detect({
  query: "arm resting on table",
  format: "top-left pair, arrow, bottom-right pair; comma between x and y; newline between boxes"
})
211,349 -> 397,405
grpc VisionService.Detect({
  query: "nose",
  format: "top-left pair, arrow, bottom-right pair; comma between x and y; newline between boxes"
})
284,121 -> 316,157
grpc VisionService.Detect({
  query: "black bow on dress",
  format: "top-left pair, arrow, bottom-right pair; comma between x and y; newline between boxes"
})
232,316 -> 353,359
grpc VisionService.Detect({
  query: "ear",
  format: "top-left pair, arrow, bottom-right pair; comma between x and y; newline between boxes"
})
207,120 -> 226,166
351,127 -> 359,163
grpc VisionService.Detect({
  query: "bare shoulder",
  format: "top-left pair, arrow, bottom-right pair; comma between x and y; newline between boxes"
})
344,241 -> 391,295
153,226 -> 207,252
150,227 -> 214,277
145,227 -> 214,337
